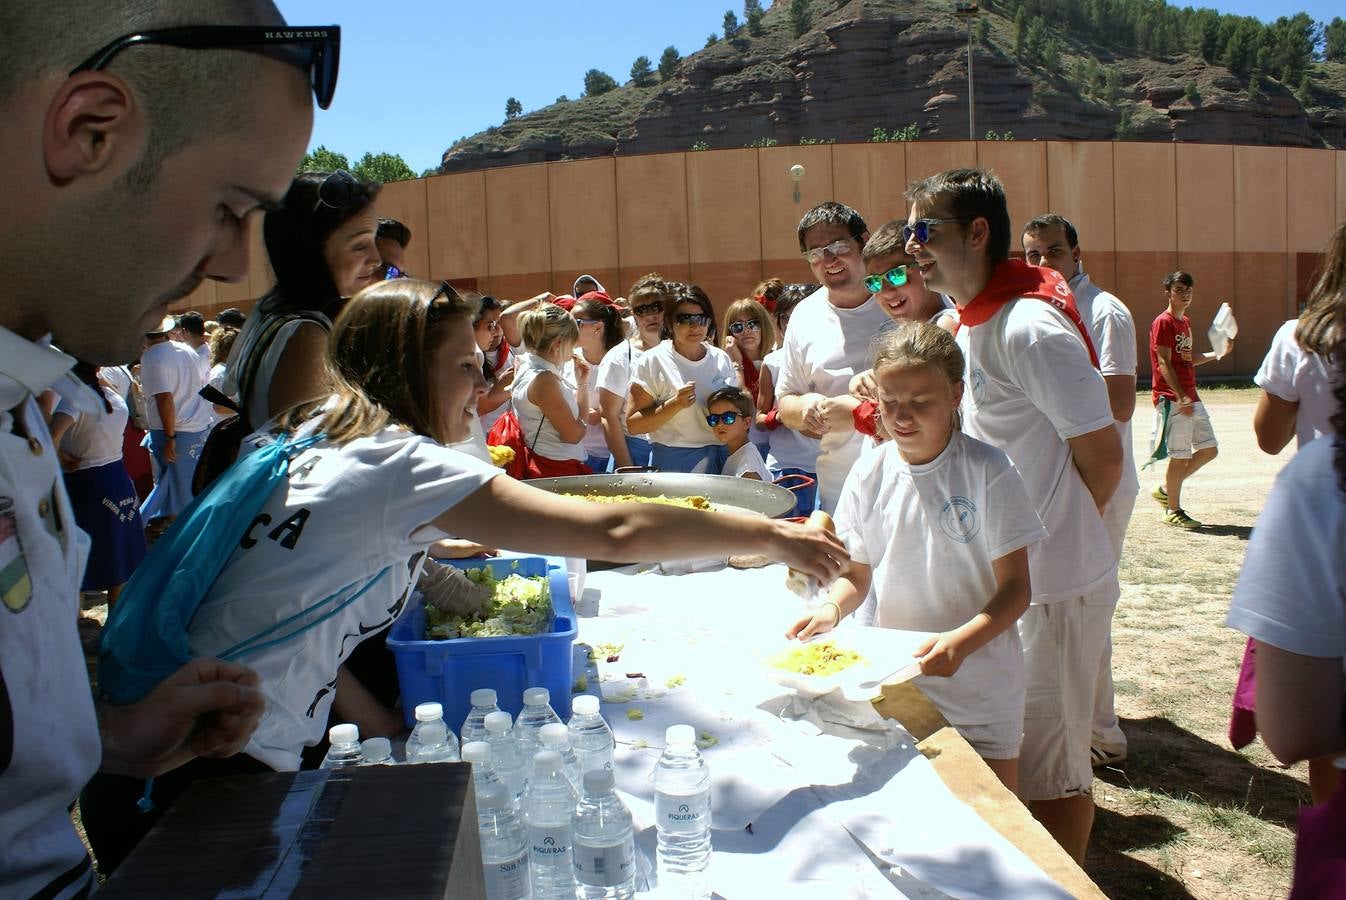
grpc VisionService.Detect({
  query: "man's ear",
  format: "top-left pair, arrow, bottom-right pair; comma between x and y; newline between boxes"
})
1071,244 -> 1082,265
968,216 -> 991,253
43,72 -> 144,181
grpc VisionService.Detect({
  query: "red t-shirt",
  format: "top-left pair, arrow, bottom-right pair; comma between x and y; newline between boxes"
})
1149,309 -> 1197,405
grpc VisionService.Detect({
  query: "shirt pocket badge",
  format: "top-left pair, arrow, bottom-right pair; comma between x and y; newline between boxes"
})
0,498 -> 33,613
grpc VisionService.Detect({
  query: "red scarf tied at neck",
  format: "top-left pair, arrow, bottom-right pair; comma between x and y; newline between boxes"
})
956,259 -> 1099,368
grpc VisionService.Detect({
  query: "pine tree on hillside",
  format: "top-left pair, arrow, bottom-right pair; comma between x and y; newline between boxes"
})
630,55 -> 657,87
505,97 -> 522,120
745,0 -> 765,36
723,10 -> 740,39
790,0 -> 811,38
658,46 -> 682,80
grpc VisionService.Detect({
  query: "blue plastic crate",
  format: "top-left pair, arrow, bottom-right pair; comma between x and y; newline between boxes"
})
387,555 -> 575,733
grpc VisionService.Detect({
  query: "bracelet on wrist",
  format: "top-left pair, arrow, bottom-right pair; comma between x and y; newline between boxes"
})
819,599 -> 842,621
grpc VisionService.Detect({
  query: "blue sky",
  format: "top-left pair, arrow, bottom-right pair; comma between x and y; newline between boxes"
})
277,0 -> 1342,174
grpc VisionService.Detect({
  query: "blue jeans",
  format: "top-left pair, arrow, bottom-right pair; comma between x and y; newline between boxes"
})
140,427 -> 210,521
624,435 -> 653,469
771,466 -> 819,518
585,454 -> 612,473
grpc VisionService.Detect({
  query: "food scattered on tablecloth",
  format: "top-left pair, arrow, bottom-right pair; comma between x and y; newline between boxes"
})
424,569 -> 550,639
572,675 -> 588,693
665,674 -> 686,688
626,708 -> 645,720
771,640 -> 865,676
696,731 -> 719,749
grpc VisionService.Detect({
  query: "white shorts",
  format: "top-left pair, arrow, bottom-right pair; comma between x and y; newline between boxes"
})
1151,399 -> 1217,459
956,717 -> 1024,761
1018,592 -> 1114,802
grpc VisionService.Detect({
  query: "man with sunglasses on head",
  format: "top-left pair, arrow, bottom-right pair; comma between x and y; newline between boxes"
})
904,169 -> 1122,864
774,201 -> 892,514
1023,213 -> 1139,770
0,3 -> 336,893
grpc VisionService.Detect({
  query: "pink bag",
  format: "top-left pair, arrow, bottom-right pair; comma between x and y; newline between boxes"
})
1290,774 -> 1346,899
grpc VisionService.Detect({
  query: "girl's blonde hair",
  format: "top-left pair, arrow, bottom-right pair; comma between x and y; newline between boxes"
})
208,324 -> 239,367
720,298 -> 777,360
287,279 -> 480,446
520,303 -> 579,358
870,321 -> 965,388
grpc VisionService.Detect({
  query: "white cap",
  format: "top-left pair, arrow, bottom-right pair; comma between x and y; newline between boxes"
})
666,724 -> 695,746
484,710 -> 513,733
461,741 -> 492,764
532,749 -> 563,773
539,722 -> 569,746
414,701 -> 443,722
361,737 -> 391,759
523,687 -> 551,706
583,769 -> 616,794
572,694 -> 600,716
329,723 -> 359,745
470,688 -> 497,706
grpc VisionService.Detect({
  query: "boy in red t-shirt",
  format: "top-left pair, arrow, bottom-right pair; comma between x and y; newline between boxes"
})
1147,271 -> 1231,528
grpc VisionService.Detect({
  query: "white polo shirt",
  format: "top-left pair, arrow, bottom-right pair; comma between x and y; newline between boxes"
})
54,383 -> 129,470
1070,270 -> 1139,500
774,288 -> 890,513
958,297 -> 1119,604
0,327 -> 99,900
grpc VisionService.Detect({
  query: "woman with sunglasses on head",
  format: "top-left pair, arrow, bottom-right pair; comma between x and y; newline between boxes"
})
721,298 -> 777,458
227,170 -> 382,433
627,284 -> 740,473
758,284 -> 824,516
84,278 -> 848,872
596,274 -> 670,469
571,298 -> 628,472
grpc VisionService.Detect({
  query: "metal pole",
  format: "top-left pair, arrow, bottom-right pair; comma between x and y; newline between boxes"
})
967,24 -> 976,141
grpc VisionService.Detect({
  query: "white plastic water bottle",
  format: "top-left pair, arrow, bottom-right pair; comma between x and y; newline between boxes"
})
462,688 -> 502,745
477,781 -> 531,900
359,737 -> 393,765
567,694 -> 614,777
572,769 -> 636,899
523,749 -> 578,899
484,710 -> 529,807
462,741 -> 505,798
319,723 -> 363,769
406,701 -> 460,763
515,687 -> 563,757
654,724 -> 712,898
538,722 -> 583,790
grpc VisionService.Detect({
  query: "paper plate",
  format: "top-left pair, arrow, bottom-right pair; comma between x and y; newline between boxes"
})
762,624 -> 935,702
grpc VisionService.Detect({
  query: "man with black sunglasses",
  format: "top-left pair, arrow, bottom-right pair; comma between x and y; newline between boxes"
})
0,2 -> 334,893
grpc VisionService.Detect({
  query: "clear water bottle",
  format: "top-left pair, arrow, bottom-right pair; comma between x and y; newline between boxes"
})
572,769 -> 636,899
319,723 -> 363,769
360,737 -> 393,765
461,741 -> 504,796
568,694 -> 614,777
654,724 -> 712,898
462,688 -> 502,745
515,687 -> 562,758
477,781 -> 531,900
538,722 -> 583,790
484,711 -> 529,806
523,749 -> 578,899
406,701 -> 460,763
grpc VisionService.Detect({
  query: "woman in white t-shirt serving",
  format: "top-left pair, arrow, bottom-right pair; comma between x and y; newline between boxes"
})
788,323 -> 1045,792
627,284 -> 739,474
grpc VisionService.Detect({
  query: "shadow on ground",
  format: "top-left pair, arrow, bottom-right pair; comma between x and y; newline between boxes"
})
1095,716 -> 1309,829
1087,806 -> 1193,898
1194,524 -> 1253,540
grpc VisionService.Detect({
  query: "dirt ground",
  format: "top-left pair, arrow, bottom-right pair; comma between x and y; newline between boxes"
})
1085,387 -> 1311,900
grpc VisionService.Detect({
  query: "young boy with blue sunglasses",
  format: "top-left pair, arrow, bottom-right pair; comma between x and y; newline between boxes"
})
708,387 -> 773,481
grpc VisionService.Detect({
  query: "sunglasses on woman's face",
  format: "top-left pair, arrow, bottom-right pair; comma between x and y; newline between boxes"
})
728,320 -> 761,336
632,302 -> 664,317
675,313 -> 712,327
863,265 -> 909,294
705,412 -> 741,427
573,318 -> 600,326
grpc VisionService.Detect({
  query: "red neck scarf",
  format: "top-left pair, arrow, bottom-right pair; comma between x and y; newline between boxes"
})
740,354 -> 760,399
956,259 -> 1099,368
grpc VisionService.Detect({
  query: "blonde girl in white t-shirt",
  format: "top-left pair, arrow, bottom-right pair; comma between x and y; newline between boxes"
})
786,322 -> 1045,792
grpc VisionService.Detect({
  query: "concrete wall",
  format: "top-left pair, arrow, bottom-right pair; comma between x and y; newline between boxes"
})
178,141 -> 1346,378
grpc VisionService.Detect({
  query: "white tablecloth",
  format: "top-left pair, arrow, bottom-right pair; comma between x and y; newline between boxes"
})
572,564 -> 1071,899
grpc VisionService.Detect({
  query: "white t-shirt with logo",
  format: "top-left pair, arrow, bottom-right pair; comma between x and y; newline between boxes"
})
1070,271 -> 1140,500
835,432 -> 1047,725
957,298 -> 1118,604
723,442 -> 773,481
139,339 -> 214,433
629,341 -> 738,448
762,348 -> 821,472
774,288 -> 891,513
1255,319 -> 1336,449
187,425 -> 501,771
54,385 -> 128,470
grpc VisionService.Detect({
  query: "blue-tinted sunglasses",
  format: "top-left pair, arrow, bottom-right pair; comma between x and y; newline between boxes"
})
706,412 -> 741,427
863,265 -> 908,293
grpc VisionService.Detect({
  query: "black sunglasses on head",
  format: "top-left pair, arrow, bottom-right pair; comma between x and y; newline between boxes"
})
70,25 -> 341,110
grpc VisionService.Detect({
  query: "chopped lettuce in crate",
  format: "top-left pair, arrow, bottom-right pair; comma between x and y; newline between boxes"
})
424,569 -> 551,639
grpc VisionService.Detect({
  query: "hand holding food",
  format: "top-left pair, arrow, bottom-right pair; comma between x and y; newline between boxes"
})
785,510 -> 839,596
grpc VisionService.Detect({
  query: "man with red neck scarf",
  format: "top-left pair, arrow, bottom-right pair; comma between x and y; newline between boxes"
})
903,168 -> 1122,864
